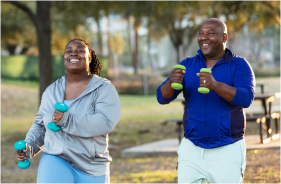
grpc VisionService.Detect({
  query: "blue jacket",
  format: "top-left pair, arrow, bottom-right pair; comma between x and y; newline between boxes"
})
157,48 -> 255,149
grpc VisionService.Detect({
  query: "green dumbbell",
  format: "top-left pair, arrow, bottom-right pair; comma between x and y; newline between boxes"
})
198,68 -> 212,94
47,102 -> 68,132
171,65 -> 186,90
14,140 -> 31,169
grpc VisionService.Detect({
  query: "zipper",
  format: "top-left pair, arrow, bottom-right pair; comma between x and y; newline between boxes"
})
206,93 -> 209,148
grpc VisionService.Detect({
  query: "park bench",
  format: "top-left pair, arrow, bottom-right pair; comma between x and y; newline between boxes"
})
162,113 -> 280,144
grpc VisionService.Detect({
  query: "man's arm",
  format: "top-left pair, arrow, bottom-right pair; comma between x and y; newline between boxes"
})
157,69 -> 186,104
197,72 -> 236,102
197,58 -> 255,108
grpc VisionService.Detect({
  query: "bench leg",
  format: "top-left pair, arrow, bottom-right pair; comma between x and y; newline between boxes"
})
260,119 -> 263,143
275,117 -> 279,134
177,122 -> 182,144
266,118 -> 271,138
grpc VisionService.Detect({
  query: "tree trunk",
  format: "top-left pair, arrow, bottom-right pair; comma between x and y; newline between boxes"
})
176,45 -> 180,64
127,18 -> 132,55
106,16 -> 114,80
133,28 -> 139,74
36,1 -> 53,103
147,21 -> 153,69
7,1 -> 53,104
6,43 -> 17,55
20,46 -> 29,54
97,21 -> 103,56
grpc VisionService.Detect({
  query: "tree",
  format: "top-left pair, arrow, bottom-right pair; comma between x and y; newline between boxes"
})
5,1 -> 52,102
1,2 -> 36,55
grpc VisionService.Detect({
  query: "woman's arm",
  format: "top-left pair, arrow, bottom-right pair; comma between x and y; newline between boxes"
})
24,92 -> 46,159
56,84 -> 121,138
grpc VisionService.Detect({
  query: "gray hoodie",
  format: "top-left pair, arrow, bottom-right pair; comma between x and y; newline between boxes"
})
25,75 -> 121,177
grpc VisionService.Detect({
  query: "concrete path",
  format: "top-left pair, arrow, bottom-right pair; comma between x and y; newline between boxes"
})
121,135 -> 280,158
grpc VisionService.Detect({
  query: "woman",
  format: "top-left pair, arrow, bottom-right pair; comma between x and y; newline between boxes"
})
15,38 -> 121,183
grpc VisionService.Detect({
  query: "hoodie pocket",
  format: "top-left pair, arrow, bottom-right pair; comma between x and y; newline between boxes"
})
90,138 -> 96,161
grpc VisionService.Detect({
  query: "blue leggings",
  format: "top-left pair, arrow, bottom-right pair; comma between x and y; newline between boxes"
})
37,153 -> 110,183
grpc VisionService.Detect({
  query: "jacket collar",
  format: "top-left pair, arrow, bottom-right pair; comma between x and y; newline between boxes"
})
59,75 -> 104,99
197,48 -> 234,63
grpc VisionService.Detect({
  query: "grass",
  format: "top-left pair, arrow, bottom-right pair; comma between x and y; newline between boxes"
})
1,77 -> 280,183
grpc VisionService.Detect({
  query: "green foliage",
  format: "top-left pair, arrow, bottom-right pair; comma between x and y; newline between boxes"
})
1,55 -> 108,81
1,2 -> 36,53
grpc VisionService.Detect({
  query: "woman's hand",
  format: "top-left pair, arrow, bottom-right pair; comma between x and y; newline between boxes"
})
15,150 -> 27,161
52,110 -> 64,123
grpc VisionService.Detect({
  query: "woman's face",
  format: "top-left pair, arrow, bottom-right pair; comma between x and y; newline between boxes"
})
64,40 -> 91,74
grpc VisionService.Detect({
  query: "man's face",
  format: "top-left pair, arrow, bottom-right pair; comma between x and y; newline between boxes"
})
197,21 -> 226,58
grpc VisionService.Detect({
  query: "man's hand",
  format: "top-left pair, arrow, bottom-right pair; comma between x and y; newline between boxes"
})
52,110 -> 64,123
169,69 -> 186,86
196,72 -> 218,91
161,68 -> 186,98
197,72 -> 236,102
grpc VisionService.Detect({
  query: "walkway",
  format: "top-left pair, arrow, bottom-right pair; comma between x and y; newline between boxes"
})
121,135 -> 280,158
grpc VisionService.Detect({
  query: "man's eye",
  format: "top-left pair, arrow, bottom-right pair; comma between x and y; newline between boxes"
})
199,33 -> 203,35
77,50 -> 84,52
66,50 -> 72,53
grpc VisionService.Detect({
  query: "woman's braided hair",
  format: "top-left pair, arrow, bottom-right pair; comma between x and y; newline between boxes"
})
66,37 -> 103,76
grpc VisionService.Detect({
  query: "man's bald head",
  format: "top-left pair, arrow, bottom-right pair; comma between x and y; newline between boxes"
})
203,18 -> 227,35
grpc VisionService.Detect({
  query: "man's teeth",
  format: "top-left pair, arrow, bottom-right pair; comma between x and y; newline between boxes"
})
203,44 -> 208,46
70,59 -> 80,63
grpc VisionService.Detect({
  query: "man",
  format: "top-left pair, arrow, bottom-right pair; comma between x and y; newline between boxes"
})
157,18 -> 255,183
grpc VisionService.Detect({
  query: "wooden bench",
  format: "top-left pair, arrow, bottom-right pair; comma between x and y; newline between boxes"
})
162,119 -> 183,144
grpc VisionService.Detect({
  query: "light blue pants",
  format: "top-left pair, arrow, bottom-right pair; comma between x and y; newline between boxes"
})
177,138 -> 246,183
37,153 -> 110,183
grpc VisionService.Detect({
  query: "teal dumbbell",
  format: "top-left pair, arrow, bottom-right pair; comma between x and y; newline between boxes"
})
47,102 -> 68,132
198,68 -> 212,94
14,140 -> 31,169
171,65 -> 186,90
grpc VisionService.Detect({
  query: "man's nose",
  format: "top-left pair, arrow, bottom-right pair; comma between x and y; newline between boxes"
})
201,33 -> 208,40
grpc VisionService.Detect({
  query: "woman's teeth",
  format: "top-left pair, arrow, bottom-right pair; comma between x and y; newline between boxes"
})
70,59 -> 80,63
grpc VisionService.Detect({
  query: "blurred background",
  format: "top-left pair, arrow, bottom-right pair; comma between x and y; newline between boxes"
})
1,1 -> 280,183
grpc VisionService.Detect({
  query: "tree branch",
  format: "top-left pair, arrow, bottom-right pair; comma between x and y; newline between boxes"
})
6,1 -> 37,27
261,1 -> 280,18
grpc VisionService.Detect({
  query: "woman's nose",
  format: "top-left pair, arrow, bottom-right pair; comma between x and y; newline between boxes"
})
70,51 -> 78,56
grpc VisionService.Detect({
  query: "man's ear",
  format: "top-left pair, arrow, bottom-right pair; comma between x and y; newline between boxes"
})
223,33 -> 228,43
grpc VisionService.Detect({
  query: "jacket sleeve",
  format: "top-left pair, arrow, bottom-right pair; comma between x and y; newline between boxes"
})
229,58 -> 255,108
24,92 -> 46,159
56,84 -> 121,138
156,77 -> 182,104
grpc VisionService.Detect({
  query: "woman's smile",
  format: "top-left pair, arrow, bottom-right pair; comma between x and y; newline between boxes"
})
69,58 -> 80,64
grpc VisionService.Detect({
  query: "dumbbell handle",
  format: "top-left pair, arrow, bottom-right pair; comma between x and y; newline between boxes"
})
171,65 -> 186,90
198,68 -> 212,94
47,102 -> 68,132
14,140 -> 31,169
